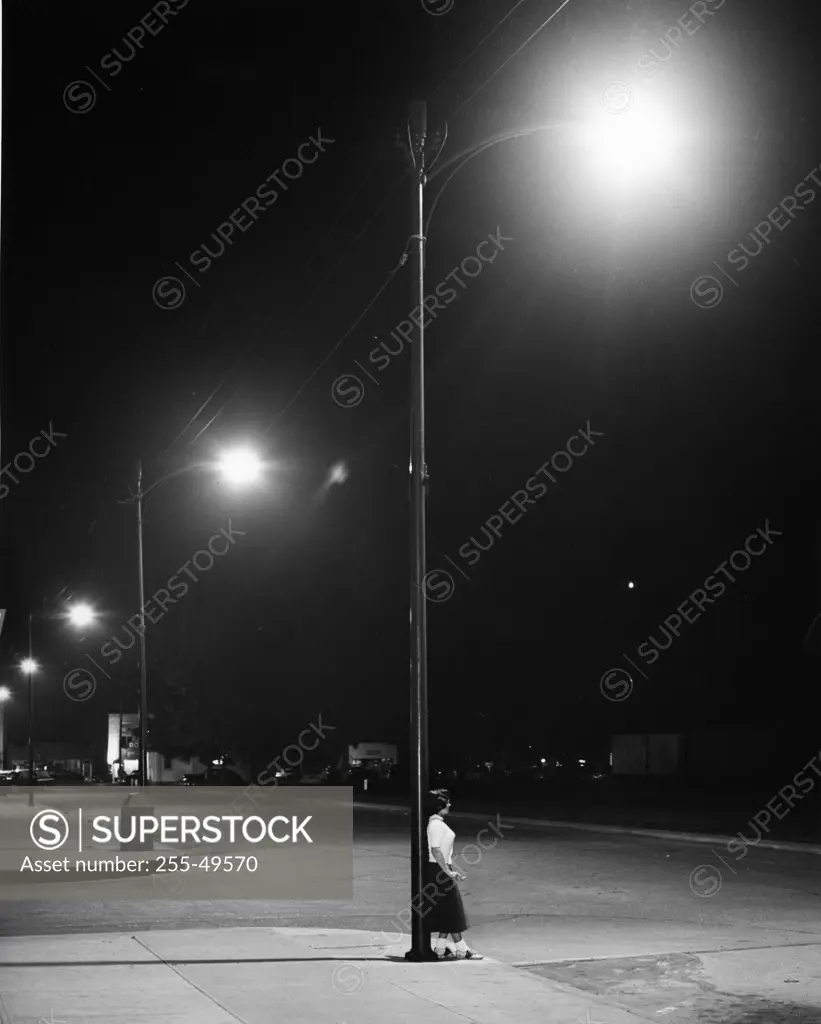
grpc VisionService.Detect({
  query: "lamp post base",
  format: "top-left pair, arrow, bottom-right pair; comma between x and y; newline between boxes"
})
404,949 -> 440,962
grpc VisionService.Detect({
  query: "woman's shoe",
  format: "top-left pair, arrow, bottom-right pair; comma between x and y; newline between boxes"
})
437,947 -> 456,959
457,949 -> 483,960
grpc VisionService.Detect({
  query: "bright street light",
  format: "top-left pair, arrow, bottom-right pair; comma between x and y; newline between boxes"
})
216,447 -> 265,487
128,443 -> 266,783
67,602 -> 97,628
566,84 -> 698,213
0,686 -> 8,771
20,658 -> 38,675
578,103 -> 680,184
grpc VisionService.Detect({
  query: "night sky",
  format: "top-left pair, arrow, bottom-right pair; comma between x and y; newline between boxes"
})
2,0 -> 819,771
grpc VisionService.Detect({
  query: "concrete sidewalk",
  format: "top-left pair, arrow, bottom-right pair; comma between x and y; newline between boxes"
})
0,926 -> 648,1024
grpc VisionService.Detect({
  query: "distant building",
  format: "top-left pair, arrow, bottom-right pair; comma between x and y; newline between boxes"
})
348,741 -> 398,775
612,728 -> 804,779
105,713 -> 223,783
8,740 -> 96,778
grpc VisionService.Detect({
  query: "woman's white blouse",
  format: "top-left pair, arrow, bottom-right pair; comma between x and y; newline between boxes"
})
427,815 -> 455,865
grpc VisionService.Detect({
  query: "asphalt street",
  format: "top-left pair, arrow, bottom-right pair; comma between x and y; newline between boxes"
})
2,805 -> 820,1021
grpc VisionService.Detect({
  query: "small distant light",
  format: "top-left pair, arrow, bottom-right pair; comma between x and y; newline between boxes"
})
329,461 -> 348,486
579,759 -> 586,766
540,758 -> 546,764
628,581 -> 635,589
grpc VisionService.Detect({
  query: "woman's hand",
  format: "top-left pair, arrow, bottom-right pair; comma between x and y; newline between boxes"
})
451,869 -> 465,881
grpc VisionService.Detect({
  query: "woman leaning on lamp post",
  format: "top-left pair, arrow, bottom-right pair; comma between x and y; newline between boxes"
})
425,788 -> 483,959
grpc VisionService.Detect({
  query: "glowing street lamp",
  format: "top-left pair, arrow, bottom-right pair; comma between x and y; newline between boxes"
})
0,685 -> 10,771
575,101 -> 682,185
19,649 -> 39,799
129,443 -> 265,785
216,447 -> 265,487
402,87 -> 701,959
67,603 -> 97,629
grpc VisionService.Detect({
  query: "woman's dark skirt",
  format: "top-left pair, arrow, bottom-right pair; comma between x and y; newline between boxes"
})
423,861 -> 469,934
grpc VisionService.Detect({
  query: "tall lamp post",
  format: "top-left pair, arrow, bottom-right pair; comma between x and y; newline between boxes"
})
125,448 -> 265,787
0,685 -> 11,771
404,99 -> 436,962
20,641 -> 39,807
23,611 -> 38,792
400,92 -> 689,959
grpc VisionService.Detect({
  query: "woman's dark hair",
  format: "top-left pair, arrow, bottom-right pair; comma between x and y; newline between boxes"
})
425,789 -> 450,816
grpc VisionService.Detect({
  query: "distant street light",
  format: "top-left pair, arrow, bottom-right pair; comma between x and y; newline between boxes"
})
20,638 -> 39,801
216,447 -> 265,487
15,602 -> 101,798
0,686 -> 11,771
127,445 -> 265,784
67,603 -> 97,628
328,461 -> 348,486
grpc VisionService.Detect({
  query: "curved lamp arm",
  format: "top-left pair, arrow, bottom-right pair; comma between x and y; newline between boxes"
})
425,124 -> 562,236
139,462 -> 211,501
117,461 -> 211,507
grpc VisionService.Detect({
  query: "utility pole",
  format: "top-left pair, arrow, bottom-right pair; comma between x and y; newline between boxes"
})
136,462 -> 149,786
27,611 -> 35,807
405,99 -> 434,962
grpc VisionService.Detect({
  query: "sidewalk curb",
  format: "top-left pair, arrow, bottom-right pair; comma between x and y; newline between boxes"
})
353,800 -> 821,856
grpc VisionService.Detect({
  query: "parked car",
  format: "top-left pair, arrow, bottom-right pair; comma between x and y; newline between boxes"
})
11,769 -> 52,785
47,770 -> 88,785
